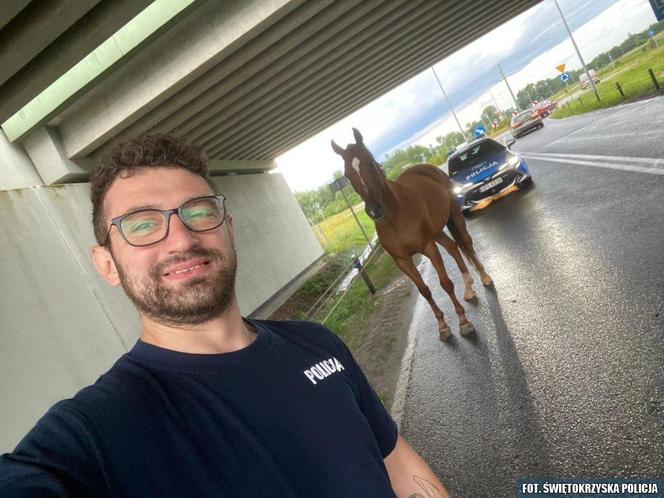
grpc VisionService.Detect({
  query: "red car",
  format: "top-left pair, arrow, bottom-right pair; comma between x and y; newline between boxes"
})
534,100 -> 558,117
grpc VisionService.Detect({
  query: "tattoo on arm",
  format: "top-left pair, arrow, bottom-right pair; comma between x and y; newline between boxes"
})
408,475 -> 443,498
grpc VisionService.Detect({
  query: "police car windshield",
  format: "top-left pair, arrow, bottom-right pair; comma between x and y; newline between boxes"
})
448,140 -> 505,177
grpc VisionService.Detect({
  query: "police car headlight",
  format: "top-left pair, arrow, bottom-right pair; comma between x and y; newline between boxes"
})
453,182 -> 474,195
500,155 -> 521,171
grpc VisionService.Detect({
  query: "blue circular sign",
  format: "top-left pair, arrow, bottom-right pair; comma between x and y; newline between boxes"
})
474,125 -> 487,138
560,72 -> 569,82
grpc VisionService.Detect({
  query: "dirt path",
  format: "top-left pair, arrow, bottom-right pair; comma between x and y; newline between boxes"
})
351,266 -> 421,410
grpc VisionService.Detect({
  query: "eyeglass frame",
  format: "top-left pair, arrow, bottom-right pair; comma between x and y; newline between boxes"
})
102,194 -> 227,247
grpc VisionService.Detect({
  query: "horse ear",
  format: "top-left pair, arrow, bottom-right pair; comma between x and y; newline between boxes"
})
352,128 -> 364,145
331,140 -> 345,156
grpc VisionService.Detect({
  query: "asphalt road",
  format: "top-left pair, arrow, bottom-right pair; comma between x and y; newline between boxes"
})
399,96 -> 664,497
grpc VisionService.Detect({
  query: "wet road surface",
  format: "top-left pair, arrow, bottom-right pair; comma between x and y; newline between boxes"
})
398,97 -> 664,497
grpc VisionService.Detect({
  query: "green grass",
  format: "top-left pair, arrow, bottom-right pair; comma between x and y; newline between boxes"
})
270,204 -> 384,322
552,41 -> 664,118
316,204 -> 376,255
323,248 -> 401,351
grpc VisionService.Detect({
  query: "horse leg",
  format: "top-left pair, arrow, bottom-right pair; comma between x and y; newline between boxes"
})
448,208 -> 493,286
393,255 -> 452,341
422,242 -> 475,336
435,231 -> 477,301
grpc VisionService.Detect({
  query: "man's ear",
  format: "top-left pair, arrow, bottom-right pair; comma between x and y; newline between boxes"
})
224,214 -> 235,244
91,245 -> 121,287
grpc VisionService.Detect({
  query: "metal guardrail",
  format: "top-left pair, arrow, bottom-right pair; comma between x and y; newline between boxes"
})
303,236 -> 380,323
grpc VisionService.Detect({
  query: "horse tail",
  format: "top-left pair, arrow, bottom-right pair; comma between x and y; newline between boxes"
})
445,202 -> 472,260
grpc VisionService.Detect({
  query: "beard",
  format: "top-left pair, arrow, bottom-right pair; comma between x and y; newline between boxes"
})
116,246 -> 237,327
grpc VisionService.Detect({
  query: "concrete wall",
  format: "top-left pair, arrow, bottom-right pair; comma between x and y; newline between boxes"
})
0,129 -> 42,190
0,172 -> 322,451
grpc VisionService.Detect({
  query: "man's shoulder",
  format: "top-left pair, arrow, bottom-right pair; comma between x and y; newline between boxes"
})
63,353 -> 163,424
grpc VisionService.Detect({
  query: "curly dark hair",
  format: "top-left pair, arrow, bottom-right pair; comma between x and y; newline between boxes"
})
90,134 -> 218,245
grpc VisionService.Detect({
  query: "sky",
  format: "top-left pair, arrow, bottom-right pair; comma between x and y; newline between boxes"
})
275,0 -> 658,193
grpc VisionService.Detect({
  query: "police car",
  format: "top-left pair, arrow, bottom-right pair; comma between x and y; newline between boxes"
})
446,136 -> 533,214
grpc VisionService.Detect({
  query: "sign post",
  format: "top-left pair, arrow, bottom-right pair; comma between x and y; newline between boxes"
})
553,0 -> 600,103
649,29 -> 658,47
474,125 -> 487,139
329,176 -> 373,248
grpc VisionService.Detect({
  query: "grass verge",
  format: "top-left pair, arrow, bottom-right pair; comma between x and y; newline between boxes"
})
552,41 -> 664,118
316,205 -> 376,255
269,204 -> 383,322
324,248 -> 400,351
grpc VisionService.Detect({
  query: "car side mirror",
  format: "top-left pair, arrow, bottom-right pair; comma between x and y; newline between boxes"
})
505,137 -> 516,149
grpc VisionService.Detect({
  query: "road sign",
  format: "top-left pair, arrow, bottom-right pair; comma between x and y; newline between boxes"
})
328,175 -> 349,193
648,0 -> 664,21
474,125 -> 487,139
560,72 -> 569,82
556,63 -> 566,73
649,30 -> 656,37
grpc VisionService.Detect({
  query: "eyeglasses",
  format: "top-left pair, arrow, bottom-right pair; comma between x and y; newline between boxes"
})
103,195 -> 227,247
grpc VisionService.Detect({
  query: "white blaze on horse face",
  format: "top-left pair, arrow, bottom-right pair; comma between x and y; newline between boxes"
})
351,156 -> 367,190
351,157 -> 360,174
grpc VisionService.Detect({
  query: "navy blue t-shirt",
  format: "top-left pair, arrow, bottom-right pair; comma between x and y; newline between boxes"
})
0,320 -> 398,497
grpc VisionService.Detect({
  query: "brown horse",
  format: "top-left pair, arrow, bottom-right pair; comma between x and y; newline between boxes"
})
331,128 -> 493,340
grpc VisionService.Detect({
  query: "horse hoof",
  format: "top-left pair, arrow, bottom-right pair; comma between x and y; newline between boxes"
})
464,289 -> 477,301
439,326 -> 451,341
481,274 -> 494,286
460,322 -> 476,336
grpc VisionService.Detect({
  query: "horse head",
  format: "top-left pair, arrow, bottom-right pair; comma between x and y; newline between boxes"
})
331,128 -> 387,221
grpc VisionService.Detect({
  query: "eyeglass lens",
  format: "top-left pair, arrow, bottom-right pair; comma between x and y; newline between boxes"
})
119,197 -> 224,246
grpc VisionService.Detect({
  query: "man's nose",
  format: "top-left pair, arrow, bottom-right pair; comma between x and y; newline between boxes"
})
162,213 -> 201,251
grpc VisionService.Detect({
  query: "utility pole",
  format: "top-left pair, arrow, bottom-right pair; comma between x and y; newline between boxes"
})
487,86 -> 501,110
497,63 -> 519,110
544,79 -> 555,97
431,67 -> 468,140
553,0 -> 600,102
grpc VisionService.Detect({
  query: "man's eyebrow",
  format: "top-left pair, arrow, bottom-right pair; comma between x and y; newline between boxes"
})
122,203 -> 164,213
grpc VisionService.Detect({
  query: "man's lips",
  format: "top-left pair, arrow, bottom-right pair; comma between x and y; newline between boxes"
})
162,258 -> 212,278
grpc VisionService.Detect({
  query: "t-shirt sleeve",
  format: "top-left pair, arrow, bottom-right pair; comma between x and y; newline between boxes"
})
0,400 -> 107,498
326,328 -> 399,458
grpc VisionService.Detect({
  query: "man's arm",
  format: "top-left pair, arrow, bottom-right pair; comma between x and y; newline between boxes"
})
384,435 -> 450,498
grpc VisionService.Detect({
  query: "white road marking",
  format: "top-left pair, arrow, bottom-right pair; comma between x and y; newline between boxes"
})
521,151 -> 664,166
520,153 -> 664,176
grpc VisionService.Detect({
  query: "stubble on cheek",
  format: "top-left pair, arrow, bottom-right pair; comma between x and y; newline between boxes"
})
116,247 -> 237,326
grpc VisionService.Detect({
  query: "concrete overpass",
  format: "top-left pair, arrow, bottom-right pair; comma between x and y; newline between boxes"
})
0,0 -> 542,450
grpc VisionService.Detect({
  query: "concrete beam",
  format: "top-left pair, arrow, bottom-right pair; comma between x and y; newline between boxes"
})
0,128 -> 42,191
167,0 -> 413,137
0,0 -> 31,32
57,0 -> 310,159
109,0 -> 370,144
189,0 -> 439,151
22,127 -> 88,185
209,158 -> 277,175
204,0 -> 459,156
0,0 -> 100,88
208,0 -> 536,160
0,0 -> 193,141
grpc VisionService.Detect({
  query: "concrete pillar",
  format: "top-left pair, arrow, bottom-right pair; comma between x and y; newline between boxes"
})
0,128 -> 43,191
22,127 -> 88,185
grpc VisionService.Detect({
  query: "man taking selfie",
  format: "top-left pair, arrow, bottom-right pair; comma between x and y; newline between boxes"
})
0,135 -> 449,498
